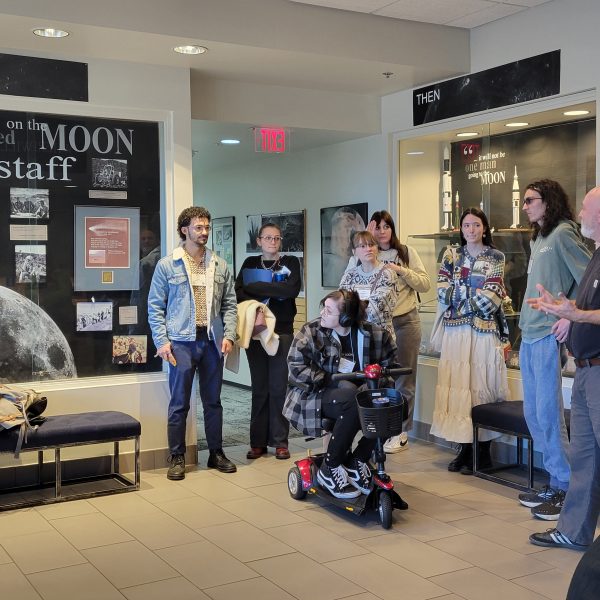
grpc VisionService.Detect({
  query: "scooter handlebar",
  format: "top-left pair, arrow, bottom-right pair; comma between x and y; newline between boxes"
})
330,366 -> 411,382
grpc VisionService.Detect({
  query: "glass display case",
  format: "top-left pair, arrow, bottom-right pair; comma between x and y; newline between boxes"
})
399,101 -> 596,373
0,109 -> 163,384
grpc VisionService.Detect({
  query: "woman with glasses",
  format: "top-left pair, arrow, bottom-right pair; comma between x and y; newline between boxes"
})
345,210 -> 430,453
431,208 -> 510,474
235,222 -> 301,460
339,231 -> 399,341
283,290 -> 398,499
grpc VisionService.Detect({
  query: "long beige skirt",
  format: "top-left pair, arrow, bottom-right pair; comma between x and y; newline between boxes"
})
430,324 -> 509,444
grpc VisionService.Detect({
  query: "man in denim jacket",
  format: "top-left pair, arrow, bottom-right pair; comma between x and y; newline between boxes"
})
148,206 -> 237,480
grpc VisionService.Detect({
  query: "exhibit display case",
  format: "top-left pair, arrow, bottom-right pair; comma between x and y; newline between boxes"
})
398,101 -> 596,373
0,109 -> 162,383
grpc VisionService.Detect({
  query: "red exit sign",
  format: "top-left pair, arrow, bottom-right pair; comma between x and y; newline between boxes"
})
254,127 -> 288,153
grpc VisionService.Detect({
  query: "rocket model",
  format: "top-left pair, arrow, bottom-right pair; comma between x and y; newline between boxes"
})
510,165 -> 520,228
441,145 -> 453,231
454,191 -> 460,230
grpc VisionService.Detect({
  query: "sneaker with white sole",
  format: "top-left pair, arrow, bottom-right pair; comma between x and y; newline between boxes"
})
317,463 -> 361,499
383,432 -> 408,454
518,485 -> 556,508
345,457 -> 372,494
529,528 -> 587,550
531,489 -> 566,521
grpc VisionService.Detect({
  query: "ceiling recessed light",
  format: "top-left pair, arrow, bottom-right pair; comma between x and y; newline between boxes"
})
406,151 -> 424,155
33,28 -> 69,38
219,139 -> 240,145
505,122 -> 529,127
563,110 -> 590,116
456,132 -> 478,138
173,45 -> 207,55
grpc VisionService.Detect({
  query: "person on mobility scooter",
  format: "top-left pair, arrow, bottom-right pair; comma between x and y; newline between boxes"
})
283,289 -> 406,506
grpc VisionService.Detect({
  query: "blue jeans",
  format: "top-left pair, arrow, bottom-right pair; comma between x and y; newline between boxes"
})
558,365 -> 600,545
168,328 -> 224,454
521,335 -> 570,490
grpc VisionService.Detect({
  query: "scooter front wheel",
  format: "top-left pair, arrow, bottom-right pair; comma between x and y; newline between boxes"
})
288,467 -> 307,500
378,491 -> 393,529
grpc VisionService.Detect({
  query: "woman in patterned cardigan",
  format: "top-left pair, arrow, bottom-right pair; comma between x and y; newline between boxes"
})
431,208 -> 510,474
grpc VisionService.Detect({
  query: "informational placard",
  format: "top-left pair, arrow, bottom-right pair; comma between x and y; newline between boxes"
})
84,217 -> 130,269
74,206 -> 140,291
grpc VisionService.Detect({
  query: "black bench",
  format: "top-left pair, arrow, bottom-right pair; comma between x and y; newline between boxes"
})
472,400 -> 570,492
0,411 -> 141,511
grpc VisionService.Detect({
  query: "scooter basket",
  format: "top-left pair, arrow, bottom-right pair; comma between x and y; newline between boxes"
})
356,388 -> 405,439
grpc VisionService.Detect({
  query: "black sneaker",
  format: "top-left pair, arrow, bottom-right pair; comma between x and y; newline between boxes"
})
167,454 -> 185,480
531,489 -> 566,521
317,463 -> 361,499
346,458 -> 372,494
518,485 -> 556,508
529,528 -> 588,551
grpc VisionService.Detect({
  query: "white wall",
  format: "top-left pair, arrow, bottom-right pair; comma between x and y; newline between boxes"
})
0,57 -> 193,467
195,133 -> 388,386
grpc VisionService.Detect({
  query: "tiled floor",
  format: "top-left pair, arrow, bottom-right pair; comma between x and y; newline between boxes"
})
1,438 -> 592,600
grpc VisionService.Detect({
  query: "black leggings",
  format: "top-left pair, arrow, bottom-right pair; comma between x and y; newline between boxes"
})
321,384 -> 375,467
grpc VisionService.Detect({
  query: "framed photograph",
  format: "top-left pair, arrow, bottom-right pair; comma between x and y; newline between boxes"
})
10,187 -> 49,219
74,205 -> 140,291
15,244 -> 46,283
112,335 -> 147,364
246,214 -> 262,253
76,301 -> 113,332
245,210 -> 306,299
211,216 -> 235,275
92,158 -> 128,189
320,202 -> 368,287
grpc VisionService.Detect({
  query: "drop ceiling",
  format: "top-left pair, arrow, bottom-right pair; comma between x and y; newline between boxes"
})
289,0 -> 552,28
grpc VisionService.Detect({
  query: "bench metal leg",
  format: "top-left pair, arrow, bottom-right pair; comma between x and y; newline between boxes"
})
473,425 -> 479,472
38,451 -> 43,485
135,436 -> 140,489
55,447 -> 61,499
114,441 -> 120,475
528,438 -> 534,490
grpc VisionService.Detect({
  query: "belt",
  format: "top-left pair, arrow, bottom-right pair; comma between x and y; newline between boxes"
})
574,357 -> 600,368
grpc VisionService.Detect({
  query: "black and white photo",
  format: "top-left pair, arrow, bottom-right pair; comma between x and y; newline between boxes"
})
15,244 -> 46,283
10,187 -> 49,219
76,301 -> 113,332
92,158 -> 128,189
321,203 -> 368,287
262,211 -> 304,253
246,214 -> 262,252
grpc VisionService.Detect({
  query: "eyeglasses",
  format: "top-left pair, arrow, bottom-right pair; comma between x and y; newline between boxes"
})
259,236 -> 282,243
189,225 -> 211,232
354,242 -> 377,249
523,196 -> 543,205
320,306 -> 341,317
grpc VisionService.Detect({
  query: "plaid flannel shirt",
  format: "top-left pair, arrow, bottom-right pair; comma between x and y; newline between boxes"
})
283,318 -> 397,437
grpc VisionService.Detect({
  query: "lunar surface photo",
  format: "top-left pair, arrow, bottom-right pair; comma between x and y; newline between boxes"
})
0,286 -> 77,383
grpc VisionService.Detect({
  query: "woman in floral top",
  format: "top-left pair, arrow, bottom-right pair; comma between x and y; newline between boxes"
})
339,231 -> 398,341
431,208 -> 510,474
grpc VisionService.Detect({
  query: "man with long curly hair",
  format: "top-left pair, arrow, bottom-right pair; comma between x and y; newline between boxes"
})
517,179 -> 591,518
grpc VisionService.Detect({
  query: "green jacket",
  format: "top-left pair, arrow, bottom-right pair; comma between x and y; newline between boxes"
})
519,220 -> 591,340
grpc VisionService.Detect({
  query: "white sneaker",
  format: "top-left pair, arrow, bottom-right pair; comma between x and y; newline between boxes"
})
383,432 -> 408,453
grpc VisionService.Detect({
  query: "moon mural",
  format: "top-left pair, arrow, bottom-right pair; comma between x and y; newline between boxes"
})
0,286 -> 76,383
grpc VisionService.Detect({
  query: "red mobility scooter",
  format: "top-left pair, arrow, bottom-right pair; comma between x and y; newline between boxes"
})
287,364 -> 410,529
